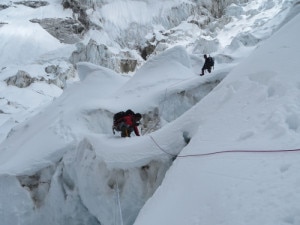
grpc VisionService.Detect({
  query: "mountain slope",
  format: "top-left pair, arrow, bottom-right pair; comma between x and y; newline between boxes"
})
0,1 -> 299,225
134,11 -> 300,225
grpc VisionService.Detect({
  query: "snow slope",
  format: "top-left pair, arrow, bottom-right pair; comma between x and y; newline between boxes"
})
0,0 -> 294,144
0,0 -> 71,67
0,45 -> 212,225
134,10 -> 300,225
0,0 -> 300,225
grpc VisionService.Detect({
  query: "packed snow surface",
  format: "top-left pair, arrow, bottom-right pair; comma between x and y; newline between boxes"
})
0,0 -> 300,225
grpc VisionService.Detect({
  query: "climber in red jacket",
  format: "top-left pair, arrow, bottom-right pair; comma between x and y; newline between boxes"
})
120,113 -> 141,137
113,109 -> 142,137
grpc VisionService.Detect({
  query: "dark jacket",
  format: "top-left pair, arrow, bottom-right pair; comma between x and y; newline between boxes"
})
202,57 -> 211,70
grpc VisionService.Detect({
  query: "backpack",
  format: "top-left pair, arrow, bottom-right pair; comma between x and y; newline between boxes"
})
113,111 -> 126,127
113,110 -> 136,134
125,109 -> 134,116
207,56 -> 214,68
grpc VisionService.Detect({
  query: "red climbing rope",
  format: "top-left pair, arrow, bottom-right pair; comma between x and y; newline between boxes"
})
149,135 -> 300,158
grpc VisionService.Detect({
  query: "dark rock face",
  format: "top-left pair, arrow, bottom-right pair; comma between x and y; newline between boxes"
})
120,59 -> 137,73
62,0 -> 85,12
0,22 -> 8,28
5,70 -> 35,88
44,64 -> 76,89
62,0 -> 91,29
14,1 -> 49,8
30,18 -> 85,44
4,64 -> 75,89
141,44 -> 156,60
28,0 -> 93,45
0,4 -> 9,10
69,39 -> 139,73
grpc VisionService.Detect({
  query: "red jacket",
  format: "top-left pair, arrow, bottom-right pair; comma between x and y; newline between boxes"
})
122,115 -> 140,136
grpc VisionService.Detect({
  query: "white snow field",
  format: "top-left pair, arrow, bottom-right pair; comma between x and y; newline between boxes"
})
0,0 -> 300,225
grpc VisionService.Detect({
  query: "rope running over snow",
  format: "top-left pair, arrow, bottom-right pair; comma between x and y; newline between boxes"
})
149,135 -> 300,158
146,72 -> 300,158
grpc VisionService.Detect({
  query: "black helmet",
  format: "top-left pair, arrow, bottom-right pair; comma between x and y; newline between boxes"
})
135,113 -> 142,120
126,109 -> 134,115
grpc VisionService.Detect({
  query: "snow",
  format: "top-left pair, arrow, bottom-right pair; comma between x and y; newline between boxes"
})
134,11 -> 300,225
100,0 -> 185,29
0,1 -> 71,67
0,0 -> 300,225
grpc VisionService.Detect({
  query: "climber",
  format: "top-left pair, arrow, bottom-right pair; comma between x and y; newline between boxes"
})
112,110 -> 142,137
200,54 -> 214,76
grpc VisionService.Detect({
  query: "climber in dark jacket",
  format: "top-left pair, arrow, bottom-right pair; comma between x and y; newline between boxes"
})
200,54 -> 213,76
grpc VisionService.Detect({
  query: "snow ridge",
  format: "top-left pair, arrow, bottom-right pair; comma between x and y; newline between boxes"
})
1,1 -> 299,225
